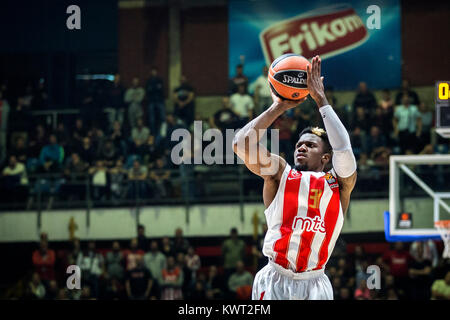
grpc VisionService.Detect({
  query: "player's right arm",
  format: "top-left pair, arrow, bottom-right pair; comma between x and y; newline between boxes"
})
233,91 -> 305,206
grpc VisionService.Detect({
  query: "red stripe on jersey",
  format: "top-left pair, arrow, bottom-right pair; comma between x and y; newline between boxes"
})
314,185 -> 340,270
295,174 -> 325,272
273,169 -> 301,268
259,291 -> 265,300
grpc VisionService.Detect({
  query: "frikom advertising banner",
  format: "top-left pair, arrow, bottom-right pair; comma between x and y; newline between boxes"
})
229,0 -> 401,90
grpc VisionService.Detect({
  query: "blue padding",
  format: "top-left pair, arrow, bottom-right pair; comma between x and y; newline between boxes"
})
383,211 -> 441,242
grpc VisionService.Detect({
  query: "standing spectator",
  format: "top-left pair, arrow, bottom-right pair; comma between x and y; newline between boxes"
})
173,228 -> 190,255
230,84 -> 254,122
131,118 -> 151,156
105,241 -> 125,281
107,74 -> 126,127
417,102 -> 434,150
431,271 -> 450,300
393,94 -> 422,154
353,82 -> 377,117
79,241 -> 104,298
125,256 -> 154,300
229,64 -> 248,94
176,252 -> 192,296
395,79 -> 420,106
145,67 -> 166,137
185,246 -> 201,285
27,272 -> 46,300
126,238 -> 145,271
408,241 -> 432,300
382,242 -> 412,299
250,65 -> 271,114
32,239 -> 56,284
173,76 -> 195,127
0,90 -> 10,163
161,236 -> 174,257
410,240 -> 439,268
222,228 -> 245,281
144,240 -> 167,285
127,160 -> 148,199
227,261 -> 253,300
210,97 -> 240,132
137,224 -> 148,252
161,256 -> 184,300
39,134 -> 64,172
124,77 -> 145,129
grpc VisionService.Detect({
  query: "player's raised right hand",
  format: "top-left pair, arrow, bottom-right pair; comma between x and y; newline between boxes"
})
270,87 -> 306,112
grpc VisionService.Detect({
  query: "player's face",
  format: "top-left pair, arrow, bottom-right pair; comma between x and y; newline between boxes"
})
294,133 -> 327,172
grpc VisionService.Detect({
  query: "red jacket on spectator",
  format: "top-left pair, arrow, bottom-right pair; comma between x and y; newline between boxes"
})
32,249 -> 56,281
383,249 -> 412,278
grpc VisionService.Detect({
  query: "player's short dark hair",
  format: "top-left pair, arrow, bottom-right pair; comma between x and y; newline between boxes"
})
298,127 -> 332,155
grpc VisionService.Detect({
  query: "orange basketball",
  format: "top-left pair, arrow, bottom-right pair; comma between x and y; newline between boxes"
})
268,54 -> 310,101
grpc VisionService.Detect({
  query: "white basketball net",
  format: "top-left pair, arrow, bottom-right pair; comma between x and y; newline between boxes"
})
435,220 -> 450,258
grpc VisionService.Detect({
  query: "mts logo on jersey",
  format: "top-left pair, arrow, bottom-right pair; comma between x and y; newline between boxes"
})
292,216 -> 326,233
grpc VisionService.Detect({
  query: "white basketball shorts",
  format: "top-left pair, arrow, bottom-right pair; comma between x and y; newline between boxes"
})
252,260 -> 333,300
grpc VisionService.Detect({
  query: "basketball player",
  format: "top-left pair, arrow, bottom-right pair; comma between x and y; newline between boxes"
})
233,56 -> 357,300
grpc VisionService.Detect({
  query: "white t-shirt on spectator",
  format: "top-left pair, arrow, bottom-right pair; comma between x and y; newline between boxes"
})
250,75 -> 271,98
230,93 -> 254,118
2,162 -> 28,185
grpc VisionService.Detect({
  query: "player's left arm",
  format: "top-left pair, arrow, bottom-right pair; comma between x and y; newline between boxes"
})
307,56 -> 357,214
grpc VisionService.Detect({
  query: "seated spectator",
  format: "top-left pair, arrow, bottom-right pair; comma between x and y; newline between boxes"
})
131,118 -> 150,156
61,153 -> 88,200
144,240 -> 167,286
229,64 -> 248,94
125,238 -> 145,271
98,139 -> 120,168
45,280 -> 59,300
351,106 -> 371,134
105,241 -> 125,281
160,256 -> 183,300
353,82 -> 377,117
173,75 -> 195,127
10,136 -> 28,163
88,160 -> 108,201
206,265 -> 225,300
87,124 -> 105,152
32,239 -> 56,284
393,94 -> 422,154
127,159 -> 148,199
124,77 -> 145,129
211,97 -> 240,132
382,242 -> 412,299
350,127 -> 366,161
78,241 -> 105,298
149,157 -> 171,198
125,256 -> 154,300
109,120 -> 127,158
366,126 -> 388,158
337,287 -> 352,300
395,79 -> 420,106
230,84 -> 254,122
159,113 -> 186,154
77,136 -> 96,166
1,155 -> 28,202
39,134 -> 64,172
431,271 -> 450,300
109,158 -> 128,202
354,279 -> 371,300
28,124 -> 48,160
27,272 -> 46,300
227,261 -> 253,299
72,118 -> 87,147
55,122 -> 71,153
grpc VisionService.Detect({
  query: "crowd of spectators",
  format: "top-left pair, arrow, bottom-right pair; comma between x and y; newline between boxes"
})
1,65 -> 449,207
10,226 -> 449,300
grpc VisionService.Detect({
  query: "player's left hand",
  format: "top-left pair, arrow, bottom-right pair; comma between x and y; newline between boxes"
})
306,55 -> 328,108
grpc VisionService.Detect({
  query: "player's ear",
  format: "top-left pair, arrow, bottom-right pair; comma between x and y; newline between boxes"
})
321,152 -> 331,165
